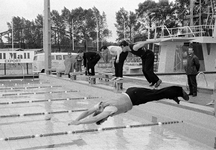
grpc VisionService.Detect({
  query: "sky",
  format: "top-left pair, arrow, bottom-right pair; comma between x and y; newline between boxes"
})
0,0 -> 167,42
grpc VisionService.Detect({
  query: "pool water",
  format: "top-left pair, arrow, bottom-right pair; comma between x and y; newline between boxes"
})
0,78 -> 214,150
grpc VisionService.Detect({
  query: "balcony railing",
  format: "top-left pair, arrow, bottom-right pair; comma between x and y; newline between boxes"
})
151,25 -> 215,39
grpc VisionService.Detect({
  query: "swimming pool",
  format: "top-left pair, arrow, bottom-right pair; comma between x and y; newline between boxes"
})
0,76 -> 215,150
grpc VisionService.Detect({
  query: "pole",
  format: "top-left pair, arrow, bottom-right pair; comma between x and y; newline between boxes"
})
213,15 -> 216,37
43,0 -> 51,75
120,13 -> 126,40
190,0 -> 194,26
12,17 -> 14,51
124,22 -> 125,39
72,19 -> 74,51
214,79 -> 216,117
97,19 -> 99,51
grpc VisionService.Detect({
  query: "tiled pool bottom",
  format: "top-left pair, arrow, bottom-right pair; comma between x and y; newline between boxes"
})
0,78 -> 214,150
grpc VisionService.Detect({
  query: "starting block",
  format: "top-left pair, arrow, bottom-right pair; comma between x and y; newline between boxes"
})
88,75 -> 102,85
98,74 -> 110,82
56,72 -> 64,77
69,72 -> 85,80
114,80 -> 124,92
89,75 -> 125,92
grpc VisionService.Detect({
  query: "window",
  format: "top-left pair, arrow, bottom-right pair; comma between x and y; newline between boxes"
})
63,55 -> 67,60
56,55 -> 62,60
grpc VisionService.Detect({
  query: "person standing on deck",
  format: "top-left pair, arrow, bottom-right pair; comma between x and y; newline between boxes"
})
185,46 -> 200,97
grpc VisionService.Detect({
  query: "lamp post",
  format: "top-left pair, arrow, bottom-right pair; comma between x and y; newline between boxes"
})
96,18 -> 99,52
71,19 -> 74,51
93,15 -> 99,52
121,14 -> 126,39
12,17 -> 14,51
123,18 -> 125,39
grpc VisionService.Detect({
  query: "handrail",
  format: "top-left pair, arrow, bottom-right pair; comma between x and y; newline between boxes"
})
152,25 -> 215,39
163,25 -> 172,37
185,26 -> 195,37
197,71 -> 208,87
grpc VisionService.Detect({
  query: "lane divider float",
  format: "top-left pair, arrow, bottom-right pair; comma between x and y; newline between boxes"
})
0,90 -> 78,97
0,121 -> 183,141
0,97 -> 99,105
0,85 -> 61,90
0,109 -> 87,118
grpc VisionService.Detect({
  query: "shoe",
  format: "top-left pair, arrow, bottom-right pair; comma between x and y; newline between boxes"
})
192,93 -> 197,97
188,93 -> 193,96
182,89 -> 189,101
149,83 -> 155,87
154,79 -> 162,88
173,97 -> 180,104
110,77 -> 117,81
206,100 -> 214,106
116,77 -> 123,81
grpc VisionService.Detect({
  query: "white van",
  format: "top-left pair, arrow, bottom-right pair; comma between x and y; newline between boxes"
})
33,52 -> 78,73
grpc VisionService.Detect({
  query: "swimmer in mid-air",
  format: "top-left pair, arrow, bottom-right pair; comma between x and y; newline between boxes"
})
68,86 -> 189,125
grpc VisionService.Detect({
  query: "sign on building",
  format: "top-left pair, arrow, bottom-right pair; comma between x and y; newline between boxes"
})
0,51 -> 34,63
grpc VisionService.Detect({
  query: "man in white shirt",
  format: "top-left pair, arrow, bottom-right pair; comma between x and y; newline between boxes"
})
100,46 -> 128,80
68,86 -> 189,125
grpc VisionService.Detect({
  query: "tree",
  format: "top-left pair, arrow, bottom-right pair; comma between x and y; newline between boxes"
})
115,8 -> 142,42
136,0 -> 178,39
4,6 -> 112,50
115,8 -> 128,41
51,10 -> 66,51
92,7 -> 111,49
6,17 -> 24,48
174,0 -> 190,26
128,11 -> 137,42
61,7 -> 74,51
33,14 -> 43,48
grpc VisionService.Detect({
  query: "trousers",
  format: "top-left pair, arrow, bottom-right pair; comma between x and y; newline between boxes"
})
187,75 -> 197,94
114,51 -> 128,77
141,51 -> 159,84
125,86 -> 183,106
86,54 -> 101,75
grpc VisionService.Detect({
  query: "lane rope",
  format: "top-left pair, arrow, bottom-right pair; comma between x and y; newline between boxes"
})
0,109 -> 87,118
0,97 -> 99,105
0,121 -> 183,141
0,85 -> 61,90
0,79 -> 39,82
0,90 -> 78,97
0,81 -> 49,86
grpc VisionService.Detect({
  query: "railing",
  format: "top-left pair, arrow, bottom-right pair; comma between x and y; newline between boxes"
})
185,71 -> 208,91
152,25 -> 215,39
197,71 -> 208,87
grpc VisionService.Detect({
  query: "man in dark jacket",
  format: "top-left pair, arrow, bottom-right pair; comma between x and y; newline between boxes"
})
79,50 -> 101,76
185,47 -> 200,97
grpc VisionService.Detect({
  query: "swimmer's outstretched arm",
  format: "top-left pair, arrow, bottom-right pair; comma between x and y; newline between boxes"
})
133,39 -> 161,51
68,107 -> 110,125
